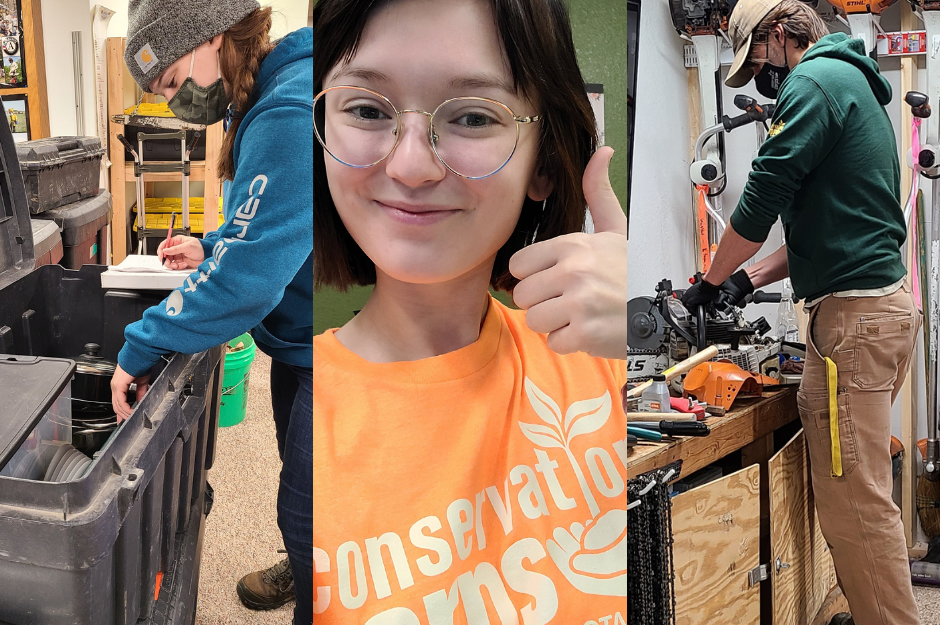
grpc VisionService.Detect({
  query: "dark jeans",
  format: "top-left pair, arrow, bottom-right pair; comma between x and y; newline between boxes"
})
270,359 -> 313,625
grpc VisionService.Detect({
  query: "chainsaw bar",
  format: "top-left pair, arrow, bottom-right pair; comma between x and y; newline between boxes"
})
627,348 -> 670,382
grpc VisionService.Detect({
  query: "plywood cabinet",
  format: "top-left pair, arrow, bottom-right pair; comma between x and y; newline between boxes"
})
769,431 -> 838,625
669,430 -> 842,625
673,464 -> 762,624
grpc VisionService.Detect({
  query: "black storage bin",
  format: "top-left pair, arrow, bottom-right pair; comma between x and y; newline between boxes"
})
16,136 -> 106,215
123,125 -> 206,162
0,106 -> 223,625
0,356 -> 74,480
33,190 -> 110,268
29,219 -> 62,268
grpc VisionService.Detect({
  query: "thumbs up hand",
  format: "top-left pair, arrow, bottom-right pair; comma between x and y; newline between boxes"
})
509,147 -> 630,359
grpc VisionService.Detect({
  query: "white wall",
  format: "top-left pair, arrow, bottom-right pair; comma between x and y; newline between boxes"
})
39,0 -> 99,137
628,0 -> 696,298
266,0 -> 308,40
34,1 -> 308,204
629,0 -> 792,324
632,2 -> 931,537
38,1 -> 309,138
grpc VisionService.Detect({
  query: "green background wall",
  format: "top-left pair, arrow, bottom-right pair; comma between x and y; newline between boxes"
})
568,0 -> 628,204
311,0 -> 628,334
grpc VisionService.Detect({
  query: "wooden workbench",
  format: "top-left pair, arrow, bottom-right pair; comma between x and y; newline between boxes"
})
627,386 -> 799,479
627,385 -> 851,624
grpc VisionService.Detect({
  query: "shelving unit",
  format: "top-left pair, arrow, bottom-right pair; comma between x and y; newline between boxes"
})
106,37 -> 223,264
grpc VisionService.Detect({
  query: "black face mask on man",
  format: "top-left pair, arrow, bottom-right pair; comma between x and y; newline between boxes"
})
753,36 -> 789,100
754,62 -> 789,100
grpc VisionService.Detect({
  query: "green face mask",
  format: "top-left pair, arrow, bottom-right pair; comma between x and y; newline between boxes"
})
167,51 -> 229,125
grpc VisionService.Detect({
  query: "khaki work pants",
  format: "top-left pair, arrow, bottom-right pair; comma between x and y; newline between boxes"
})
799,283 -> 921,625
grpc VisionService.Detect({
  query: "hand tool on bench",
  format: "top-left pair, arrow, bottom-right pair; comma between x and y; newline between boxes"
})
626,345 -> 720,399
627,421 -> 711,437
671,396 -> 707,418
628,412 -> 697,423
627,426 -> 663,443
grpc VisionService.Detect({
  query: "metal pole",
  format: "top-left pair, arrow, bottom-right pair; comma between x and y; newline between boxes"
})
921,9 -> 940,472
137,134 -> 146,255
71,31 -> 84,136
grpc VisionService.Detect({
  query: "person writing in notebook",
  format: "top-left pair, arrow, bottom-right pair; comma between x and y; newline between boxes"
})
109,0 -> 313,619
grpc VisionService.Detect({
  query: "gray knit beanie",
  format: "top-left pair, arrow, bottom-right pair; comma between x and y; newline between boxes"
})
124,0 -> 260,92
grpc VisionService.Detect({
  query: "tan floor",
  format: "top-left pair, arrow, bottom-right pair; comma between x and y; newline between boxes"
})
196,350 -> 295,624
193,351 -> 940,623
914,585 -> 940,622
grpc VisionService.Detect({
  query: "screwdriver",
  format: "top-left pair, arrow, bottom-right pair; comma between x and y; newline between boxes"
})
627,421 -> 711,437
626,426 -> 662,442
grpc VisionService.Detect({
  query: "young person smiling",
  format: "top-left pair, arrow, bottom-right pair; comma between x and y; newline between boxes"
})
312,0 -> 628,622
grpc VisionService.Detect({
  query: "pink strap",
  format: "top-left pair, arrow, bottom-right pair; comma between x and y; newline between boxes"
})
912,117 -> 922,308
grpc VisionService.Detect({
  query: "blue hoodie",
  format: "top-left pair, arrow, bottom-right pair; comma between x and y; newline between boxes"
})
119,28 -> 313,377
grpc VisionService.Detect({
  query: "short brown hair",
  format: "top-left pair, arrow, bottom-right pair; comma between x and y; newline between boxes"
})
750,0 -> 829,58
311,0 -> 598,292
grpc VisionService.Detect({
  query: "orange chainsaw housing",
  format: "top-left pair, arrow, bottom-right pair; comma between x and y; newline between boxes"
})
683,360 -> 778,410
827,0 -> 898,15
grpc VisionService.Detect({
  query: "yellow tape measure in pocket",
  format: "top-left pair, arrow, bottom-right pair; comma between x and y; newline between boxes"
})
825,357 -> 842,477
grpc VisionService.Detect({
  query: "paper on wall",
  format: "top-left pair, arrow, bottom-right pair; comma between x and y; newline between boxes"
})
587,83 -> 604,147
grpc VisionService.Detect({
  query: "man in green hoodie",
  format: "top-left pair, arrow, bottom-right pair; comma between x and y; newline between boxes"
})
680,0 -> 921,623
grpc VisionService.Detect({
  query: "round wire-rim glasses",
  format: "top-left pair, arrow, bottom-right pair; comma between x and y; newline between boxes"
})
314,85 -> 542,180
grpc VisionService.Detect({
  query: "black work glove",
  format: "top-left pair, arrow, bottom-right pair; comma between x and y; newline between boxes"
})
681,277 -> 721,310
717,269 -> 755,309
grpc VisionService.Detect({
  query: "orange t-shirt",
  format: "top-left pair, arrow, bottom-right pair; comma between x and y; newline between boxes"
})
311,297 -> 629,625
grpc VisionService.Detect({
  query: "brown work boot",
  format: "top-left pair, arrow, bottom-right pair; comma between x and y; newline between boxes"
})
236,553 -> 295,610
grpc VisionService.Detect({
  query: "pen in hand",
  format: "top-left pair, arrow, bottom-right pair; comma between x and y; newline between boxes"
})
162,213 -> 176,268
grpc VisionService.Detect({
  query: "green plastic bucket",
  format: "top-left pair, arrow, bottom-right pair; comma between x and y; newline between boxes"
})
219,333 -> 256,427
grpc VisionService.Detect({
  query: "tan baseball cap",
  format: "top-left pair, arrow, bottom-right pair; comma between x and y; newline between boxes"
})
726,0 -> 785,88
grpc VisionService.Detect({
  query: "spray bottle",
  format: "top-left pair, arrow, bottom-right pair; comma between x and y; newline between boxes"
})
776,280 -> 799,342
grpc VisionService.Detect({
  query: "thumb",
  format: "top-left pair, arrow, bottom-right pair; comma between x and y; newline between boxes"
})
135,381 -> 148,405
583,146 -> 627,235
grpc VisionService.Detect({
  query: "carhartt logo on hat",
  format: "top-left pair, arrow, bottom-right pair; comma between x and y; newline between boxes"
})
135,43 -> 159,74
123,0 -> 259,92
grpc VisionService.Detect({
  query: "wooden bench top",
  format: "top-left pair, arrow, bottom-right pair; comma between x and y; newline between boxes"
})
627,386 -> 799,479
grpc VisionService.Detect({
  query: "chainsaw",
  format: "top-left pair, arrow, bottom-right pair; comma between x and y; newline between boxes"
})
627,277 -> 782,382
